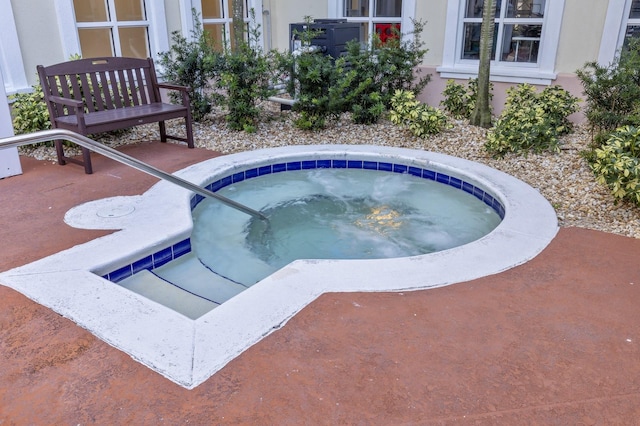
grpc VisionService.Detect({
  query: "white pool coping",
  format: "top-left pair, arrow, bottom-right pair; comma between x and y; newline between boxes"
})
0,145 -> 558,389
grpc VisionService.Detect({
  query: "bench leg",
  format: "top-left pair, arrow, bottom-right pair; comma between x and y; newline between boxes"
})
185,116 -> 194,149
81,147 -> 93,174
54,140 -> 66,165
159,121 -> 167,143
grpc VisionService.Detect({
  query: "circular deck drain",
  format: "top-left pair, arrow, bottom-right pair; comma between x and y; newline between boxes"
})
97,204 -> 135,218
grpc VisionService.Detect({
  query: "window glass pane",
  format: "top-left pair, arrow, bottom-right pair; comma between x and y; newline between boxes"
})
631,0 -> 640,19
74,0 -> 108,22
204,23 -> 226,51
624,25 -> 640,44
465,0 -> 484,18
114,0 -> 145,21
375,0 -> 402,17
345,0 -> 369,17
202,0 -> 223,19
462,23 -> 482,58
462,22 -> 498,59
500,24 -> 541,62
119,26 -> 149,58
78,28 -> 114,57
506,0 -> 545,18
465,0 -> 502,19
375,23 -> 400,44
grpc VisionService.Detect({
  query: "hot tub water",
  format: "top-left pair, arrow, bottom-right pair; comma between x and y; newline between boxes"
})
192,168 -> 501,285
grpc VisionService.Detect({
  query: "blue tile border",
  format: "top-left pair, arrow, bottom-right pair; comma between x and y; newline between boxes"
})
104,238 -> 192,283
104,158 -> 506,284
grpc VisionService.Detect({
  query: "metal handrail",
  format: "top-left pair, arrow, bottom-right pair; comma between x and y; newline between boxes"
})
0,129 -> 268,221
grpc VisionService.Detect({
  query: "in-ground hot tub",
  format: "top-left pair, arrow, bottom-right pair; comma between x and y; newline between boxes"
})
0,145 -> 558,388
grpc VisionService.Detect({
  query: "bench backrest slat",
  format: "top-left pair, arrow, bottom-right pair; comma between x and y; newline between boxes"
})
77,73 -> 94,113
108,70 -> 124,109
126,69 -> 140,106
89,72 -> 105,111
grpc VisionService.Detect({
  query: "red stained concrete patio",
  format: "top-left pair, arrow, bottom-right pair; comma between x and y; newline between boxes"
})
1,141 -> 639,424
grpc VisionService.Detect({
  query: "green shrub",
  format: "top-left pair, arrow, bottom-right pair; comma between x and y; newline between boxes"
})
219,10 -> 275,132
485,84 -> 579,157
389,89 -> 449,137
372,19 -> 430,105
277,17 -> 430,129
440,78 -> 492,120
10,84 -> 51,135
591,125 -> 640,205
577,38 -> 640,135
440,80 -> 470,119
158,10 -> 222,121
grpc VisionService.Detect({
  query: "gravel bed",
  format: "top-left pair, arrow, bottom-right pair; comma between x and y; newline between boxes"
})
18,104 -> 640,239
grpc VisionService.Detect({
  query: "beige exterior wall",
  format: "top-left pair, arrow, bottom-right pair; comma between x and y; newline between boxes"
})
555,0 -> 609,74
416,0 -> 448,67
262,0 -> 328,51
11,0 -> 65,86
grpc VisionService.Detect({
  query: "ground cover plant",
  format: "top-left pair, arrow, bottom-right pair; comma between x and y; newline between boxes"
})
484,84 -> 579,157
389,89 -> 449,137
591,125 -> 640,206
440,78 -> 491,120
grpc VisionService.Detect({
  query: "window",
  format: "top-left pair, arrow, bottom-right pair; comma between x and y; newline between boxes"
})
439,0 -> 565,84
73,0 -> 150,58
623,0 -> 640,43
461,0 -> 545,63
201,0 -> 248,50
54,0 -> 168,63
341,0 -> 404,43
184,0 -> 263,51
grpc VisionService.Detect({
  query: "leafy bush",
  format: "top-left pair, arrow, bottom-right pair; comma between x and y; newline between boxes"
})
591,125 -> 640,205
278,17 -> 430,129
485,84 -> 579,157
389,89 -> 449,137
158,10 -> 222,121
439,78 -> 491,119
576,38 -> 640,135
440,80 -> 470,119
219,10 -> 276,132
10,85 -> 51,134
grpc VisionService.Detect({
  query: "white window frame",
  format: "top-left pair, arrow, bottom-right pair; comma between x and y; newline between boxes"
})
328,0 -> 416,44
599,0 -> 638,65
54,0 -> 169,61
179,0 -> 264,49
438,0 -> 565,85
0,0 -> 29,94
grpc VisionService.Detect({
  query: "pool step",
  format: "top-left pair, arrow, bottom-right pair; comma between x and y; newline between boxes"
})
153,252 -> 248,304
117,270 -> 219,319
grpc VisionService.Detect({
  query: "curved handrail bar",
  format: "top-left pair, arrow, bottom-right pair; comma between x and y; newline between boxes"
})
0,129 -> 268,221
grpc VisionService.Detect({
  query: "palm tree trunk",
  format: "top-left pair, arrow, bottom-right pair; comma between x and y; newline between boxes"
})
231,0 -> 245,52
470,0 -> 497,128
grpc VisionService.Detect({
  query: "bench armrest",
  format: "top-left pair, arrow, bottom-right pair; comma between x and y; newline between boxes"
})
156,83 -> 191,107
47,95 -> 84,110
156,83 -> 189,92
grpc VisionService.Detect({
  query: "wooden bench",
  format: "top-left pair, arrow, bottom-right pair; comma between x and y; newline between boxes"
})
37,57 -> 194,174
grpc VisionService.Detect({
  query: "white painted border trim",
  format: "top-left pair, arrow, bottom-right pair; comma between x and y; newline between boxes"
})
599,0 -> 629,65
0,145 -> 558,388
0,0 -> 29,94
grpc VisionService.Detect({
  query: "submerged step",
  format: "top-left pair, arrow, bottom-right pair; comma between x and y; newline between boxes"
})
153,252 -> 248,304
117,270 -> 218,319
